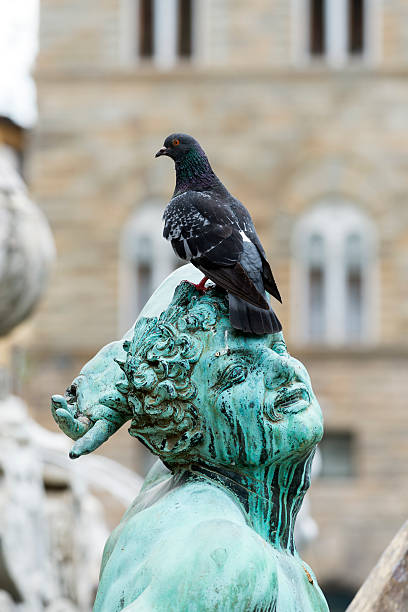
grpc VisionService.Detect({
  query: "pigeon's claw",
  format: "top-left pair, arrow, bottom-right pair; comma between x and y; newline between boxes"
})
185,276 -> 209,293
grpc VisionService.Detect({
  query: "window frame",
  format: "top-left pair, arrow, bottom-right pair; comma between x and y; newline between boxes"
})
120,0 -> 197,68
290,199 -> 378,347
118,201 -> 182,335
291,0 -> 381,68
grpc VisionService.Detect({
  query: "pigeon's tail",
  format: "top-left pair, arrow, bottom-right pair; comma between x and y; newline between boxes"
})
228,294 -> 282,335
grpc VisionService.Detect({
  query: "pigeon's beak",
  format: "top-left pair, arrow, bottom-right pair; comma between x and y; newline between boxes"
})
155,147 -> 169,158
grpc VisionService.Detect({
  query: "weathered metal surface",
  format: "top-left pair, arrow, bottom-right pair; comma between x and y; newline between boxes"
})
51,264 -> 329,612
346,520 -> 408,612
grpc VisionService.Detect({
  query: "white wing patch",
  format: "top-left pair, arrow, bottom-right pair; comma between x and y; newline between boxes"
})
240,230 -> 251,243
183,239 -> 192,260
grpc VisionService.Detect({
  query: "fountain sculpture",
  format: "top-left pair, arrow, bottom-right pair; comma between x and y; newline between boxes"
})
51,265 -> 329,611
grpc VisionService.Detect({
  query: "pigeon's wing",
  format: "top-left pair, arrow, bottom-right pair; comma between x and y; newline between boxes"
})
163,192 -> 242,263
228,199 -> 266,254
229,198 -> 282,303
259,259 -> 282,303
196,261 -> 269,310
163,192 -> 269,309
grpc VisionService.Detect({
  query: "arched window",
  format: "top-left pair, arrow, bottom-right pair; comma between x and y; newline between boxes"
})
122,0 -> 195,68
118,201 -> 181,334
291,200 -> 377,346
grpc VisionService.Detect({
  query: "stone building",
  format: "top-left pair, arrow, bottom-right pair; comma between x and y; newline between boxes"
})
24,0 -> 408,607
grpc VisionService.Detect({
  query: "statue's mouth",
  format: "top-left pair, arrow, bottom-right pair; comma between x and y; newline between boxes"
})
274,383 -> 310,415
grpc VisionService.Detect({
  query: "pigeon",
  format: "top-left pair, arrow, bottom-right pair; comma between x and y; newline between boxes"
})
155,133 -> 282,335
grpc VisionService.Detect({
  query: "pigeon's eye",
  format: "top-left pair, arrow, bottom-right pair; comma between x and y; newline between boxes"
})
172,138 -> 180,146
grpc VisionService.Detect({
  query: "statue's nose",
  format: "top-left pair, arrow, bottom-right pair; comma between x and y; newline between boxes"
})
264,355 -> 296,390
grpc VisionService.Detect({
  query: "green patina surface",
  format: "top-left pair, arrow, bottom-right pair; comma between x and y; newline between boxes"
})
51,264 -> 329,612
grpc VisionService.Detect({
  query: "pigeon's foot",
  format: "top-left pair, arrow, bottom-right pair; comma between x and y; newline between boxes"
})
185,276 -> 209,293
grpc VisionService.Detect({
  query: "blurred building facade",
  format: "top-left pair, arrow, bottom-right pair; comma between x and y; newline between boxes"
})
26,0 -> 408,604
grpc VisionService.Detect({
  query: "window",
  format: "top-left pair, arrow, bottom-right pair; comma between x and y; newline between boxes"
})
308,233 -> 325,339
291,200 -> 377,346
349,0 -> 364,55
345,233 -> 363,339
118,201 -> 182,334
139,0 -> 154,58
293,0 -> 378,67
178,0 -> 193,58
122,0 -> 194,67
134,235 -> 153,313
309,0 -> 325,56
319,431 -> 355,478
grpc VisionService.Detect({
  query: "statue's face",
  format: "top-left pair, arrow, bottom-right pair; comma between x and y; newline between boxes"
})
123,279 -> 322,467
192,328 -> 323,467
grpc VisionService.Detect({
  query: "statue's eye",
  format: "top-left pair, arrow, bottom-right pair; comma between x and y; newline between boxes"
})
272,341 -> 288,356
172,138 -> 180,146
219,364 -> 248,388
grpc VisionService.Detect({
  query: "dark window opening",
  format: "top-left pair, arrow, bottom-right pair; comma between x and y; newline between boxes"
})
346,269 -> 363,339
308,233 -> 325,340
178,0 -> 193,57
319,431 -> 355,478
137,261 -> 152,312
309,266 -> 325,339
139,0 -> 154,58
345,233 -> 363,340
349,0 -> 364,54
310,0 -> 325,56
135,235 -> 153,313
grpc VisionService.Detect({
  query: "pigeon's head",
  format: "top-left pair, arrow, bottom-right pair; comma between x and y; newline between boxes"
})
155,133 -> 202,162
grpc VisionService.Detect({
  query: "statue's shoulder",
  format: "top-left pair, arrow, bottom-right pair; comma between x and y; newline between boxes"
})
123,475 -> 252,536
96,479 -> 278,611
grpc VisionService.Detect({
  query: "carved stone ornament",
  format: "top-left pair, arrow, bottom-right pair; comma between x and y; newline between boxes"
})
0,145 -> 55,336
51,264 -> 329,612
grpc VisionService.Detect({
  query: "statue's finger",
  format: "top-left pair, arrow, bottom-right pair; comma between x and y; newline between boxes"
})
55,408 -> 91,440
84,402 -> 130,426
69,419 -> 121,459
51,394 -> 77,419
51,394 -> 67,419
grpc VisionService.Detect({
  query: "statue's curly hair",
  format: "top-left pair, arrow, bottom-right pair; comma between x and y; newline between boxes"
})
119,282 -> 229,464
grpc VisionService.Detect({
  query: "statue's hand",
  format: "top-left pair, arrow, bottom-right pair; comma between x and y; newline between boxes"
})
51,357 -> 132,459
51,393 -> 92,440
